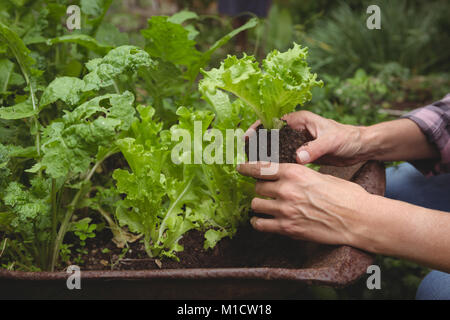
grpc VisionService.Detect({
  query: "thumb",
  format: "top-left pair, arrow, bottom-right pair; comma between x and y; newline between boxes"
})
296,138 -> 329,164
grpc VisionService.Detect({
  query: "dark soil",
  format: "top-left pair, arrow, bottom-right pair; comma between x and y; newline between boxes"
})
245,123 -> 313,163
72,123 -> 315,271
76,226 -> 310,271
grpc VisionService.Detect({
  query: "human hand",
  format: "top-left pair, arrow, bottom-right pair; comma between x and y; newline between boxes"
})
237,161 -> 371,246
244,111 -> 367,166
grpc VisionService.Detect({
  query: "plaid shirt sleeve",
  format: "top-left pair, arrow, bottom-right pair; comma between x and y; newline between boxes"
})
402,94 -> 450,175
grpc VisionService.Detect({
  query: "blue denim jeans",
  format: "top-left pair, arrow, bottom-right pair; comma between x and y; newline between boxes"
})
385,163 -> 450,300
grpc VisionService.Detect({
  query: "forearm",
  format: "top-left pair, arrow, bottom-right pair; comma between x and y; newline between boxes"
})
348,194 -> 450,273
359,118 -> 439,162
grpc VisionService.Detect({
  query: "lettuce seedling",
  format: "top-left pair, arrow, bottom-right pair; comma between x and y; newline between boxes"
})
113,105 -> 255,259
200,43 -> 323,129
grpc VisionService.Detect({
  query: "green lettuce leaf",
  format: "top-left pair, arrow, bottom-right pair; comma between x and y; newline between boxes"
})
200,43 -> 323,129
113,105 -> 200,259
113,105 -> 255,259
83,45 -> 155,91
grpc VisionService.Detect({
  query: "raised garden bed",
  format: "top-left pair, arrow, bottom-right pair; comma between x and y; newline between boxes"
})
0,160 -> 385,299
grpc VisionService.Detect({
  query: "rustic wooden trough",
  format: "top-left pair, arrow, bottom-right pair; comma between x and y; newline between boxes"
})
0,161 -> 385,299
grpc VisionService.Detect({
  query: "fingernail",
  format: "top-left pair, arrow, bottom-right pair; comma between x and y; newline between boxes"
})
250,217 -> 258,226
297,150 -> 310,164
243,128 -> 256,141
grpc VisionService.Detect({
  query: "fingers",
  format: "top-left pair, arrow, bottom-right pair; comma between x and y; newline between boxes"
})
251,198 -> 281,216
250,216 -> 281,234
282,111 -> 333,164
282,112 -> 306,130
243,120 -> 261,141
237,161 -> 281,180
296,137 -> 332,165
255,181 -> 279,198
282,110 -> 322,133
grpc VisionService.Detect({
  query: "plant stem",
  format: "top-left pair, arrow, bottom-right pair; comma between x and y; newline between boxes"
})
49,150 -> 117,271
0,238 -> 7,258
112,79 -> 121,94
23,72 -> 41,158
144,234 -> 154,258
55,44 -> 60,66
157,177 -> 194,242
49,183 -> 87,271
49,178 -> 58,267
253,20 -> 262,57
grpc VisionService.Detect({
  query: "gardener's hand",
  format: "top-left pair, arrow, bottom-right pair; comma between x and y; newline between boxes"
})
244,111 -> 365,166
245,111 -> 440,165
237,161 -> 370,245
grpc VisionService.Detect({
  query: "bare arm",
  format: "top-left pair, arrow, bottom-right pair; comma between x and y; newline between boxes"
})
359,118 -> 439,163
349,194 -> 450,272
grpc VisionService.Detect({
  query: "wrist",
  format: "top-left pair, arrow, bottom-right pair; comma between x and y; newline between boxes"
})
357,125 -> 382,162
344,192 -> 386,253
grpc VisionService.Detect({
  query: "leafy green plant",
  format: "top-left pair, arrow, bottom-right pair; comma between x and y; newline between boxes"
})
304,69 -> 391,126
200,43 -> 322,129
112,104 -> 254,259
138,13 -> 258,125
0,16 -> 154,270
70,218 -> 97,247
333,69 -> 388,124
0,0 -> 127,81
111,43 -> 323,260
59,243 -> 73,264
0,1 -> 261,270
